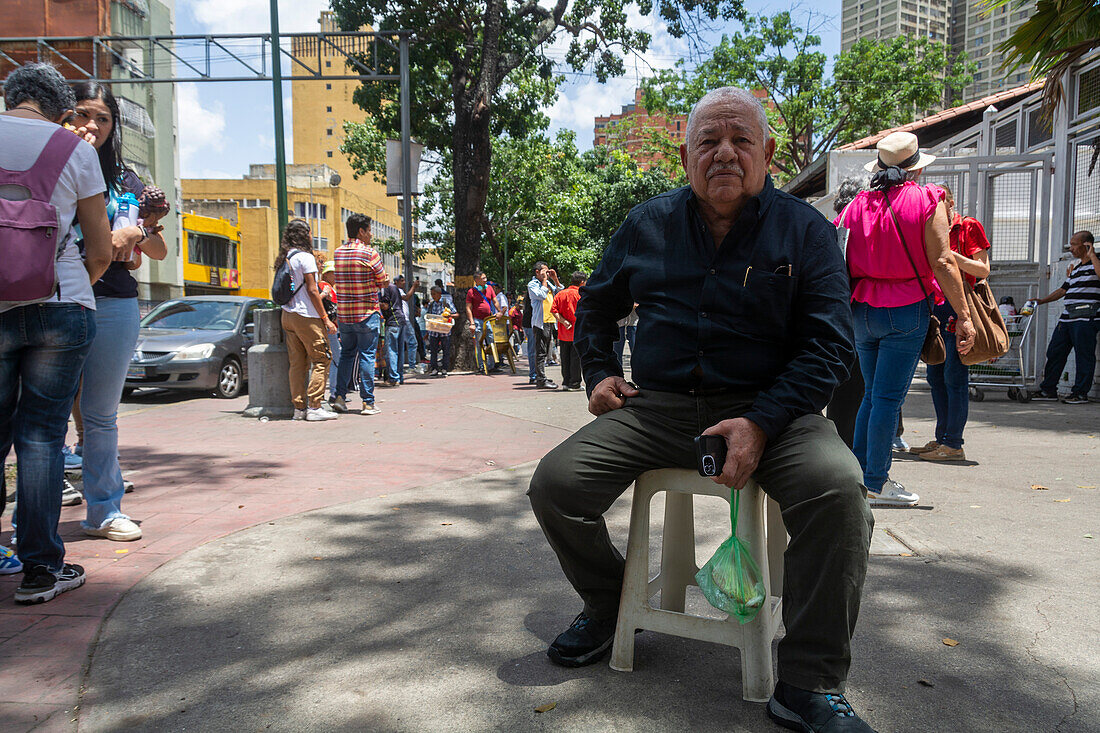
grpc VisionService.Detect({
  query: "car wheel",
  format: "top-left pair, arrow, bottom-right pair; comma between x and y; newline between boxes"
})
215,358 -> 243,399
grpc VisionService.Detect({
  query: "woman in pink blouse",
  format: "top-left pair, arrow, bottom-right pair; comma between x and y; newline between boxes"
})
838,132 -> 975,507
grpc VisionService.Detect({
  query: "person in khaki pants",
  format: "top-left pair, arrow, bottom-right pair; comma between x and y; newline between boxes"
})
275,220 -> 338,421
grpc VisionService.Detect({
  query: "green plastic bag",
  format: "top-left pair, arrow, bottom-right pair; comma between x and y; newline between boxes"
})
695,490 -> 767,624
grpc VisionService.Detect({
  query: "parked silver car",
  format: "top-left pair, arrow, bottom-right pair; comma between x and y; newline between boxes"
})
125,296 -> 274,399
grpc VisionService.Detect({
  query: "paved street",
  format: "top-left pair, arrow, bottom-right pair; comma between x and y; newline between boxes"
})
1,369 -> 1097,732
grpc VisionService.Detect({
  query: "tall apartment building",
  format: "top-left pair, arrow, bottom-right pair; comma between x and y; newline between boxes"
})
290,11 -> 402,248
593,88 -> 689,169
842,0 -> 1036,103
950,0 -> 1034,100
840,0 -> 949,53
0,0 -> 183,302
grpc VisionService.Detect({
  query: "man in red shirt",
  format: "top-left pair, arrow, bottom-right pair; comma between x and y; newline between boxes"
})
465,269 -> 502,373
551,272 -> 587,391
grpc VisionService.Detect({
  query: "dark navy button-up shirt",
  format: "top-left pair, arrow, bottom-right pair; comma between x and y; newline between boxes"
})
575,176 -> 854,440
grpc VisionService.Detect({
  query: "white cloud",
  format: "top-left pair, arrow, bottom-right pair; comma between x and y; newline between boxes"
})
177,83 -> 228,177
188,0 -> 333,34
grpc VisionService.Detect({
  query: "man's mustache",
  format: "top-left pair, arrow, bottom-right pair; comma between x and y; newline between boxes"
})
707,163 -> 744,178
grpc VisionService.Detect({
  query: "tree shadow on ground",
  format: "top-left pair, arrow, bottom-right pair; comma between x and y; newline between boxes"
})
77,467 -> 1089,733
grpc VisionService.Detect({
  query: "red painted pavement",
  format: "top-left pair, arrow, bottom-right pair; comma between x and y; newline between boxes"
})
0,371 -> 571,732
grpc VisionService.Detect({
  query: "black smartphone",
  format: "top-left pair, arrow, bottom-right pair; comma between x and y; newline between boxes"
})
694,435 -> 727,477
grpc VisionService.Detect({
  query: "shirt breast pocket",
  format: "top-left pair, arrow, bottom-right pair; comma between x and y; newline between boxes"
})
737,268 -> 795,339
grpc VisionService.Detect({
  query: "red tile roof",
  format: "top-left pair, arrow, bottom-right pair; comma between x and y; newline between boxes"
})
838,81 -> 1045,150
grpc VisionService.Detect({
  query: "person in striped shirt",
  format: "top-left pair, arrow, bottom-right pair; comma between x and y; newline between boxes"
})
1031,230 -> 1099,404
331,213 -> 389,415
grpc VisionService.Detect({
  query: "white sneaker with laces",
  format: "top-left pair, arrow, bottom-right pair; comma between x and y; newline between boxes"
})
84,517 -> 142,541
306,407 -> 338,421
868,479 -> 919,507
292,409 -> 306,421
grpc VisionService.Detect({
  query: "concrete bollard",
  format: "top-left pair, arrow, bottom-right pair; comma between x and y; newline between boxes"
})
243,308 -> 293,419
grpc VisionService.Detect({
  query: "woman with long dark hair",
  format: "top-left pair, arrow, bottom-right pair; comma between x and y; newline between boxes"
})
275,220 -> 338,420
69,81 -> 168,542
838,132 -> 975,507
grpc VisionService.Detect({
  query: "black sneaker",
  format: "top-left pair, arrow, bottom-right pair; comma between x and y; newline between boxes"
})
547,612 -> 617,667
766,680 -> 876,732
1029,390 -> 1059,401
1063,394 -> 1089,405
14,563 -> 86,605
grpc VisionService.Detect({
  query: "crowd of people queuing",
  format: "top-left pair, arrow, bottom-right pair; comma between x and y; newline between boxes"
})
272,214 -> 628,420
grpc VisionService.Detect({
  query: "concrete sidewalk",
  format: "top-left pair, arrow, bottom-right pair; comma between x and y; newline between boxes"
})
3,373 -> 1098,732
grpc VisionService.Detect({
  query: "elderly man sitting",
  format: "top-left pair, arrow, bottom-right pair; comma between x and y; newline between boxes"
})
528,87 -> 876,732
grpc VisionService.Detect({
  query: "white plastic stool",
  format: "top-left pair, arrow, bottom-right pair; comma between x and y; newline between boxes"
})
609,468 -> 786,702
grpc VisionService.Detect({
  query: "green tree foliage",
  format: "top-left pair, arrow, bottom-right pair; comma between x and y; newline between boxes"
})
331,0 -> 745,288
986,0 -> 1100,118
832,37 -> 974,143
641,11 -> 973,181
417,131 -> 679,295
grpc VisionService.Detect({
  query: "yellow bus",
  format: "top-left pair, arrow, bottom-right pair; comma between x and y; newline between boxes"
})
181,213 -> 242,296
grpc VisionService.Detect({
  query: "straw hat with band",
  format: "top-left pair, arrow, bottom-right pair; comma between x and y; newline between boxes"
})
321,259 -> 335,275
866,131 -> 936,191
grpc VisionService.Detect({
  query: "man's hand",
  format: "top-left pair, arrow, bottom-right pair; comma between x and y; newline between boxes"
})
322,317 -> 337,335
955,317 -> 976,355
588,376 -> 639,416
702,418 -> 767,490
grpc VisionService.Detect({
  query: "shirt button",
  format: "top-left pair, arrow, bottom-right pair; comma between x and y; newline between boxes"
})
701,312 -> 708,318
698,349 -> 704,356
709,268 -> 717,275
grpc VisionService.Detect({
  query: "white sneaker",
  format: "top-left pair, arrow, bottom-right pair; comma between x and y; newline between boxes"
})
892,436 -> 910,453
360,403 -> 381,415
62,478 -> 83,506
306,407 -> 338,421
292,409 -> 306,421
868,479 -> 919,507
84,517 -> 142,541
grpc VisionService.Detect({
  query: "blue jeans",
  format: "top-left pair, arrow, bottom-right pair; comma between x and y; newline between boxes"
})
1039,319 -> 1099,396
852,300 -> 928,492
524,327 -> 536,380
384,323 -> 403,382
0,304 -> 95,572
614,324 -> 637,365
472,318 -> 497,372
80,297 -> 141,531
327,331 -> 341,401
925,304 -> 969,449
400,320 -> 418,371
337,313 -> 381,403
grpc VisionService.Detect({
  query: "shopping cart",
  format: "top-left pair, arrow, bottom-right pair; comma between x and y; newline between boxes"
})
968,311 -> 1036,403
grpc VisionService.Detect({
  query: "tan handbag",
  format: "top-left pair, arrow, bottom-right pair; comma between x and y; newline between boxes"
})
884,197 -> 945,365
958,279 -> 1010,365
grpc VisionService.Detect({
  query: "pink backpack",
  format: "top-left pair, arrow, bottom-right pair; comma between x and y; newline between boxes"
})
0,127 -> 81,305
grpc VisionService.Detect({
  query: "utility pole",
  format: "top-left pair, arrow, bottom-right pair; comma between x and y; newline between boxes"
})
270,0 -> 288,233
399,34 -> 414,287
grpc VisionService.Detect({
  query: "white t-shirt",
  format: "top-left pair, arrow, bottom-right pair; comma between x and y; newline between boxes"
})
0,116 -> 105,313
281,249 -> 321,318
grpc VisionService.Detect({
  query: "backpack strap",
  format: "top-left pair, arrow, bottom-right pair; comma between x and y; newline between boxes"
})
0,128 -> 81,202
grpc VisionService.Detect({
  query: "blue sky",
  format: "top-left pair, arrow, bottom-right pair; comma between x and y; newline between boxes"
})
176,0 -> 842,179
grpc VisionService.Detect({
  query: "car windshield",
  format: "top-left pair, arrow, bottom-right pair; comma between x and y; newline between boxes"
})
142,301 -> 243,331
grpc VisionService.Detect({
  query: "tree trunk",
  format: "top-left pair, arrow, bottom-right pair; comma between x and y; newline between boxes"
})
450,87 -> 495,370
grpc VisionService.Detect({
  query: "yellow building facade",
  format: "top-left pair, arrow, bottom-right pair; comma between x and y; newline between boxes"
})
182,172 -> 406,298
290,11 -> 399,225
